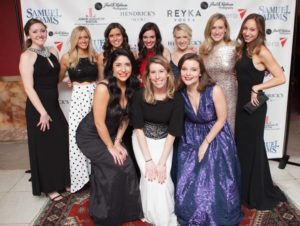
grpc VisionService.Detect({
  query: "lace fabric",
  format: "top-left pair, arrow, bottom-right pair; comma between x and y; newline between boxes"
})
143,121 -> 168,139
28,47 -> 51,58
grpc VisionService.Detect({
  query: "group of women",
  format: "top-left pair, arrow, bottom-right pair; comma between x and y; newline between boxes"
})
20,11 -> 287,226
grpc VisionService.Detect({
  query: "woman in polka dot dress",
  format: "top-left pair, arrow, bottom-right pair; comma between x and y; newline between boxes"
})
60,26 -> 101,193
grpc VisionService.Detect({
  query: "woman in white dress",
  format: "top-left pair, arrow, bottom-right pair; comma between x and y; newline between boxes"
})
131,55 -> 184,226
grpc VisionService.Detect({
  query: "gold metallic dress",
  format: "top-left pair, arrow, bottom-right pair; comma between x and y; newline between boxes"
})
203,43 -> 237,133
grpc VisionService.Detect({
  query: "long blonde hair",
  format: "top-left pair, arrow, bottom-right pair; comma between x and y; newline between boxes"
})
144,55 -> 175,104
199,13 -> 231,56
68,26 -> 97,68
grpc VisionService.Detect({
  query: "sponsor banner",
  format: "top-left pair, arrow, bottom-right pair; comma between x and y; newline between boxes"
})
20,0 -> 297,158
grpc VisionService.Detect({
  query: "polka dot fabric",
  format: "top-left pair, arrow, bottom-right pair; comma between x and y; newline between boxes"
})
69,83 -> 96,193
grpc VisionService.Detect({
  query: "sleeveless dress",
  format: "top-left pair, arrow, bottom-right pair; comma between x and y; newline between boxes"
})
175,86 -> 242,226
203,43 -> 237,133
68,58 -> 97,193
76,83 -> 143,225
235,48 -> 287,210
25,54 -> 70,195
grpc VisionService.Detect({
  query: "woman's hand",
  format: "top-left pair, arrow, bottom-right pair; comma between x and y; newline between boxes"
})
251,86 -> 260,106
145,160 -> 157,182
108,146 -> 126,165
156,164 -> 166,184
198,140 -> 209,162
114,142 -> 128,159
37,113 -> 52,132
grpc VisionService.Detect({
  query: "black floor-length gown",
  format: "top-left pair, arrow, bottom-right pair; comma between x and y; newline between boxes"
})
235,48 -> 286,210
26,54 -> 70,195
76,83 -> 143,226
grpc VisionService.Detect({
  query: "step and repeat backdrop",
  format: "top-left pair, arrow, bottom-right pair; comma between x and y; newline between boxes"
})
20,0 -> 296,158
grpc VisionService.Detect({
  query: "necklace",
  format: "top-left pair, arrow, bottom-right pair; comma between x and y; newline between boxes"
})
28,47 -> 51,58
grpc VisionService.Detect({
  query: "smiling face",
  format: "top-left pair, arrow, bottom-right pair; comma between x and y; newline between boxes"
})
142,29 -> 156,50
148,63 -> 169,90
174,30 -> 190,51
76,30 -> 90,50
180,59 -> 200,87
28,23 -> 47,48
242,19 -> 259,43
210,19 -> 226,43
108,28 -> 123,49
112,55 -> 132,83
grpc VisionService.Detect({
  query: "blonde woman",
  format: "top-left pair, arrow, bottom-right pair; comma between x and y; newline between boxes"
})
131,56 -> 184,226
200,13 -> 237,133
170,23 -> 195,77
59,26 -> 101,193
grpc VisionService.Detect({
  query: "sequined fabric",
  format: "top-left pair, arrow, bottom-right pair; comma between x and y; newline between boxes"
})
143,121 -> 168,139
202,43 -> 237,133
175,86 -> 242,226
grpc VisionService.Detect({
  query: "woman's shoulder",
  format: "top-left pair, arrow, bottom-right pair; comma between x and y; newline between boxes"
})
20,49 -> 37,64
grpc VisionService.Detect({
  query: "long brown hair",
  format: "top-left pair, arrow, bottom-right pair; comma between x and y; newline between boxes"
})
23,18 -> 47,50
236,13 -> 266,59
177,53 -> 215,92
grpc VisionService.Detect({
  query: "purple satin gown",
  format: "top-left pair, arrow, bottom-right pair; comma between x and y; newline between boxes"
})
175,85 -> 242,226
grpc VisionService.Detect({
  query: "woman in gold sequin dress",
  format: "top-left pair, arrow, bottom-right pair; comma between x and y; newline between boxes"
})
200,13 -> 237,133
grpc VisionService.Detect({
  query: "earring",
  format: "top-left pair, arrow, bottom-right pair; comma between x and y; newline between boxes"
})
199,74 -> 202,77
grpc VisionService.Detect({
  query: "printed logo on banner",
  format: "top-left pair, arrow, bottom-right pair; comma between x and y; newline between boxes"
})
268,29 -> 291,35
280,37 -> 288,47
266,40 -> 280,47
166,9 -> 201,22
48,31 -> 69,37
26,8 -> 62,25
54,41 -> 63,51
200,1 -> 234,10
238,9 -> 247,19
93,39 -> 105,52
265,115 -> 280,131
265,140 -> 280,153
96,2 -> 128,10
119,11 -> 156,22
167,40 -> 201,48
76,7 -> 105,25
259,5 -> 291,21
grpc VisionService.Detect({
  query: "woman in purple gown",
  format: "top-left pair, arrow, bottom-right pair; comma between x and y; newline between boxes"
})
175,53 -> 242,226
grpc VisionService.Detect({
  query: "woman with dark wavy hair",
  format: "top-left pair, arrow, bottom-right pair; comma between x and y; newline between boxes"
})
136,22 -> 171,85
76,48 -> 143,225
98,22 -> 131,79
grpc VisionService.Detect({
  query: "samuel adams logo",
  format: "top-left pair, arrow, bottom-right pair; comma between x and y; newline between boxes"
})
26,8 -> 62,25
259,5 -> 291,21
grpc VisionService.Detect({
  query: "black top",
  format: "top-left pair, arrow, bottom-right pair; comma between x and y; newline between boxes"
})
131,88 -> 184,136
235,48 -> 265,106
68,58 -> 98,82
33,54 -> 60,89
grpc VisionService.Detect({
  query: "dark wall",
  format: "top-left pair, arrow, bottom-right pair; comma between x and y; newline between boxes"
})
0,0 -> 22,76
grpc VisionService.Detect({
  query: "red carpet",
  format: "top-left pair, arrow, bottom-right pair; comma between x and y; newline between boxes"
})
34,188 -> 300,225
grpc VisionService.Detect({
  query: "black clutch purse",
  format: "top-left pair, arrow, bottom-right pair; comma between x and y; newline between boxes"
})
243,92 -> 269,114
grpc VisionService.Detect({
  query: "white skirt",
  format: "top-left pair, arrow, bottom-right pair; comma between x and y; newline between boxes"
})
69,83 -> 96,193
132,131 -> 177,226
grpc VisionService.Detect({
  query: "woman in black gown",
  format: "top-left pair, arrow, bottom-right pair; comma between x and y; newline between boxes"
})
19,19 -> 70,201
235,13 -> 286,210
76,48 -> 143,225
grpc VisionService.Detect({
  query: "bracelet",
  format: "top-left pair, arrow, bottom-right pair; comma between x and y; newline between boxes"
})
205,137 -> 210,144
145,158 -> 152,163
251,89 -> 258,94
114,137 -> 122,142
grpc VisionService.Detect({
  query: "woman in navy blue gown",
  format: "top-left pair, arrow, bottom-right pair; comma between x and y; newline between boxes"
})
175,53 -> 242,226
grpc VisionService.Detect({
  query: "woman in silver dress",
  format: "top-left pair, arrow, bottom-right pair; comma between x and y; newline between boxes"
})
200,13 -> 237,133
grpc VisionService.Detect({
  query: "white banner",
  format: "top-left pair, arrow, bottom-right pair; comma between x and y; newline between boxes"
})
20,0 -> 296,158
